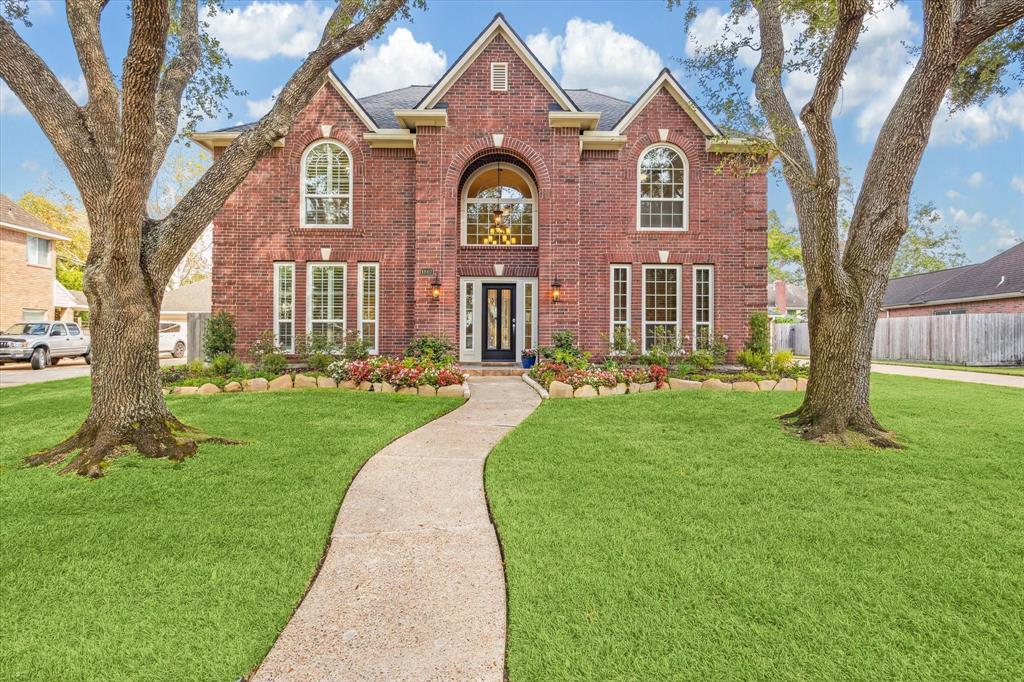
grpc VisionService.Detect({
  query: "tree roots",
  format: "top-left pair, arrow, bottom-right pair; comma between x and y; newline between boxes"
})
25,413 -> 240,477
780,404 -> 903,449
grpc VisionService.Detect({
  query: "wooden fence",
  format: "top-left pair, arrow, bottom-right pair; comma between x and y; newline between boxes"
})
772,312 -> 1024,366
185,312 -> 210,363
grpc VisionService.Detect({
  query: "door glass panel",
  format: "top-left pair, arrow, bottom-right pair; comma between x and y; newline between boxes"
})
487,289 -> 498,349
501,289 -> 511,349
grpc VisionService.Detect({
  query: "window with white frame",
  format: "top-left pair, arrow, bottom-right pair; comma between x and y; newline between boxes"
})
463,282 -> 475,350
693,265 -> 714,349
643,265 -> 681,350
638,144 -> 688,230
273,263 -> 295,352
610,265 -> 631,350
462,163 -> 536,246
358,263 -> 379,354
301,141 -> 352,227
523,282 -> 534,349
307,263 -> 346,343
26,236 -> 50,266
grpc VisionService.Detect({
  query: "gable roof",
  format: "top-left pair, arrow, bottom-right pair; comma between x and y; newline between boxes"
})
883,241 -> 1024,307
612,69 -> 721,137
414,13 -> 580,113
161,279 -> 212,314
0,194 -> 70,241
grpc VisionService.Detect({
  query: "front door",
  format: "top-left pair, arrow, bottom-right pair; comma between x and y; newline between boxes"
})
481,283 -> 516,362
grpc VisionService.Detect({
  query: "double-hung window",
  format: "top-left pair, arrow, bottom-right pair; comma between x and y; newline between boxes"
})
642,265 -> 681,351
26,236 -> 50,266
610,265 -> 631,351
307,263 -> 346,344
273,263 -> 295,352
693,265 -> 714,349
638,144 -> 688,230
358,263 -> 379,354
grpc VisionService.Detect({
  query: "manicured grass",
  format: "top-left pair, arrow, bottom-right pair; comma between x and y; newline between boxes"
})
872,359 -> 1024,376
0,378 -> 461,681
487,375 -> 1024,679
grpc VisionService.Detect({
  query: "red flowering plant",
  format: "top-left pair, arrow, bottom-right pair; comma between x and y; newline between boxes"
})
435,367 -> 466,387
648,364 -> 668,387
389,365 -> 424,389
328,358 -> 374,384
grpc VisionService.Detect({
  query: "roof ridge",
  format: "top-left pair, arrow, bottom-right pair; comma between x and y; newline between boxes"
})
358,84 -> 432,100
887,262 -> 977,281
565,88 -> 633,104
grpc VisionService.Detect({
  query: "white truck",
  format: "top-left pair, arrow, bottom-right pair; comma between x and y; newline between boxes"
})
0,321 -> 92,370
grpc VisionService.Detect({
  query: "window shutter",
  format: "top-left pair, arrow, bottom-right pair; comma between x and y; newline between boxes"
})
490,62 -> 508,91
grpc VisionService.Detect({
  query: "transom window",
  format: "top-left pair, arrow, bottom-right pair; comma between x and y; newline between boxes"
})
462,163 -> 536,246
643,265 -> 681,351
638,144 -> 688,230
301,141 -> 352,228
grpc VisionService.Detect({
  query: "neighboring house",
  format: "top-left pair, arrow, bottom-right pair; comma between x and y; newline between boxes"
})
882,242 -> 1024,317
767,280 -> 808,319
160,278 -> 211,326
0,194 -> 70,329
193,15 -> 767,362
53,279 -> 89,322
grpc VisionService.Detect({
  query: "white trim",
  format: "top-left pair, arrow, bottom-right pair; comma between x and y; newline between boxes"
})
325,72 -> 381,132
0,221 -> 71,241
273,262 -> 295,353
637,142 -> 689,232
692,264 -> 714,350
613,70 -> 720,136
300,140 -> 353,229
461,162 -> 538,247
609,264 -> 631,351
641,264 -> 683,352
305,261 -> 347,342
417,15 -> 578,112
357,262 -> 379,355
458,276 -> 538,363
884,291 -> 1024,309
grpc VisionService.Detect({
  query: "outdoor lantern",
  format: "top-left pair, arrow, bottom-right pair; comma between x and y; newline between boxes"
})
431,276 -> 442,301
551,277 -> 562,303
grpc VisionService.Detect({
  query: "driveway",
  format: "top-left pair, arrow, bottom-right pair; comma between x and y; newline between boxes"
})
871,362 -> 1024,389
0,357 -> 185,388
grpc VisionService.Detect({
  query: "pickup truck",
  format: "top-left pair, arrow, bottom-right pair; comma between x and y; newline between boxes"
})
0,321 -> 92,370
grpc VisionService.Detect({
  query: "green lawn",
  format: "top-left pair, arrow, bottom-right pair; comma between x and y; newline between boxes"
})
872,359 -> 1024,377
0,378 -> 461,681
486,375 -> 1024,680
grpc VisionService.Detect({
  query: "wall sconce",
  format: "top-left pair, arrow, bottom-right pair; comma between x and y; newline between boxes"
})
431,276 -> 442,301
550,277 -> 562,303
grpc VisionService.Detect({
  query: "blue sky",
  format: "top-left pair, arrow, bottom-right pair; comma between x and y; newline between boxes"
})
1,0 -> 1022,260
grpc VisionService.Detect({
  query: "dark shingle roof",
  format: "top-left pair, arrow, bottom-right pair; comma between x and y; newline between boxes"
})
0,194 -> 69,240
211,83 -> 637,133
883,242 -> 1024,307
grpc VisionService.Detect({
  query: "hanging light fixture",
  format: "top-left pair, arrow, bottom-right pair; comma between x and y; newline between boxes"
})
486,161 -> 516,246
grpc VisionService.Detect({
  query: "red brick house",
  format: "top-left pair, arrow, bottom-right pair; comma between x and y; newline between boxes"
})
882,242 -> 1024,317
195,15 -> 767,363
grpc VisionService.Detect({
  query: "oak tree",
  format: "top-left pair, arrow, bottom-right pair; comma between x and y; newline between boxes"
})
0,0 -> 414,475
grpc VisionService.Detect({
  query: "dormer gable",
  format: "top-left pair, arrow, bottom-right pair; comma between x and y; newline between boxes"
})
612,69 -> 721,137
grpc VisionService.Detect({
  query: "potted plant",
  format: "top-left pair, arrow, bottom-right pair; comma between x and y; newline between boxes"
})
521,348 -> 537,369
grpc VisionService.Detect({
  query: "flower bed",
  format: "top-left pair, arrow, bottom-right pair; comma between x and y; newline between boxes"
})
528,361 -> 668,390
327,356 -> 467,388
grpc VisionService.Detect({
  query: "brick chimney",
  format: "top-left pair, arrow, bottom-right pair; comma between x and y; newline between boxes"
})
773,280 -> 788,314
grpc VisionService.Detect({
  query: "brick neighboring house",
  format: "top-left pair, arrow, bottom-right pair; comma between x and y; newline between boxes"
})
195,15 -> 767,363
882,242 -> 1024,317
0,194 -> 70,330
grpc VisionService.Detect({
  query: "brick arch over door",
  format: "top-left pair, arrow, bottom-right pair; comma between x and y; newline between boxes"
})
444,137 -> 551,199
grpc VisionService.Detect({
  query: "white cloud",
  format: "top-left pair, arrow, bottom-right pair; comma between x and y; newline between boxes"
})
345,28 -> 447,97
948,206 -> 987,230
528,19 -> 663,99
945,189 -> 960,199
208,1 -> 333,60
60,74 -> 88,105
21,159 -> 39,172
984,218 -> 1022,253
931,90 -> 1024,147
966,171 -> 985,188
1011,176 -> 1024,195
246,87 -> 281,118
0,81 -> 28,115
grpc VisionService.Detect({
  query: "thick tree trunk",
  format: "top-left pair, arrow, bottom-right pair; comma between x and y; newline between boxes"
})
26,265 -> 204,476
783,287 -> 900,448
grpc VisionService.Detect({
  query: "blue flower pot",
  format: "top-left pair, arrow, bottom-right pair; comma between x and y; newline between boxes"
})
522,356 -> 536,369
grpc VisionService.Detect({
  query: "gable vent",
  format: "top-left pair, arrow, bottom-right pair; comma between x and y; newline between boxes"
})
490,62 -> 508,91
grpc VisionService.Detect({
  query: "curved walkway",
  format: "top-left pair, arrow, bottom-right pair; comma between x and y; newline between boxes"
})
871,362 -> 1024,388
254,376 -> 540,681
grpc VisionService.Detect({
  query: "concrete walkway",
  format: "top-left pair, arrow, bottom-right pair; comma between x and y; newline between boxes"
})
871,362 -> 1024,388
253,376 -> 540,681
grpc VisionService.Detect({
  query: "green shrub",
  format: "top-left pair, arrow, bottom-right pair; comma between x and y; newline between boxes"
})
296,333 -> 337,372
768,350 -> 794,373
608,326 -> 637,356
745,311 -> 771,356
209,352 -> 245,377
708,331 -> 729,364
688,349 -> 715,371
737,349 -> 769,371
405,334 -> 455,363
202,312 -> 237,360
541,330 -> 590,368
341,331 -> 372,360
251,330 -> 289,375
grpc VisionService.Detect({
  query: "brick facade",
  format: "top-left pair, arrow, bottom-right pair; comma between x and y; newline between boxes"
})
0,227 -> 55,329
883,297 -> 1024,317
209,27 -> 767,362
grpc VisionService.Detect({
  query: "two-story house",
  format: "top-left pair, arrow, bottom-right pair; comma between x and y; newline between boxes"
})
0,194 -> 69,330
194,15 -> 767,363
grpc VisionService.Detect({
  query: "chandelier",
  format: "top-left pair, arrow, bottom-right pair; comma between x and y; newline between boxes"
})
482,162 -> 518,245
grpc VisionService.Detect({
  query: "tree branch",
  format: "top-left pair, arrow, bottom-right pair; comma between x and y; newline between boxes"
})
0,16 -> 110,206
151,0 -> 201,184
66,0 -> 119,172
147,0 -> 407,284
955,0 -> 1024,54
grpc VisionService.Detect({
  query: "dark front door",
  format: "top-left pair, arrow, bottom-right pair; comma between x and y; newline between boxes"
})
482,283 -> 516,361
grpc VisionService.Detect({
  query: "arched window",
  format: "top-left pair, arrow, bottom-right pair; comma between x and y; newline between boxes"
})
462,163 -> 536,246
638,144 -> 688,230
301,140 -> 352,228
